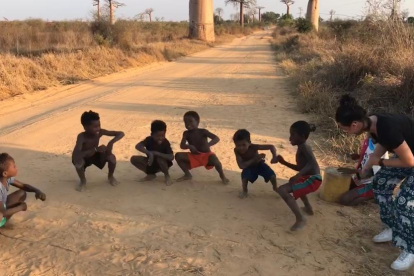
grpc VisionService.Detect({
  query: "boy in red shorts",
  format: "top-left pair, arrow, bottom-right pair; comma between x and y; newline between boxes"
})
175,111 -> 229,184
277,121 -> 321,231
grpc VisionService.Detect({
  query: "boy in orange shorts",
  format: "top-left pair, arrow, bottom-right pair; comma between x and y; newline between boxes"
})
277,121 -> 321,231
175,111 -> 229,184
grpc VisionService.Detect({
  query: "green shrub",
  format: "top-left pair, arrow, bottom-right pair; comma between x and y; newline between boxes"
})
296,18 -> 313,33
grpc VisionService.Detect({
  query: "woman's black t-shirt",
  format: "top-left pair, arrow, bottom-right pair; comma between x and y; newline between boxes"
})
373,114 -> 414,153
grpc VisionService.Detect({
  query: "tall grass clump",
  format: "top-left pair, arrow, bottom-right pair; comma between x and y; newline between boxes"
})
0,19 -> 259,100
271,20 -> 414,157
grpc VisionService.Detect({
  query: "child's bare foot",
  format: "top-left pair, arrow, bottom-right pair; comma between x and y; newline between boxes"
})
165,175 -> 173,186
239,191 -> 248,199
177,174 -> 192,182
139,175 -> 157,182
221,176 -> 230,185
109,176 -> 119,186
272,185 -> 278,192
290,219 -> 306,231
76,180 -> 86,192
301,206 -> 314,216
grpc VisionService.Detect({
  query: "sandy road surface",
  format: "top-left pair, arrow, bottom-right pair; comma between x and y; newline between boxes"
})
0,32 -> 397,276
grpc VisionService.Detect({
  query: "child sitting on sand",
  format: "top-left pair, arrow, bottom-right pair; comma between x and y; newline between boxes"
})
175,111 -> 229,184
72,111 -> 124,192
130,120 -> 174,186
339,136 -> 388,206
0,153 -> 46,227
233,129 -> 278,198
277,121 -> 321,231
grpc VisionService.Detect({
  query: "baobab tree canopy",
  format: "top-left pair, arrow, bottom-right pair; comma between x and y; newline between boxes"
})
225,0 -> 257,27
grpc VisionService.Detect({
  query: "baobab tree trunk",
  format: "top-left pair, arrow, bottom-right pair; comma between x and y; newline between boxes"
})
149,13 -> 152,22
307,0 -> 319,31
259,10 -> 262,22
189,0 -> 215,42
109,1 -> 115,25
287,5 -> 290,16
240,3 -> 244,27
97,1 -> 101,20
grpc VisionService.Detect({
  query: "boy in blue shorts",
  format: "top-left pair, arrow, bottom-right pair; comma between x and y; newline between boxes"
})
277,121 -> 321,231
0,153 -> 46,227
233,129 -> 278,198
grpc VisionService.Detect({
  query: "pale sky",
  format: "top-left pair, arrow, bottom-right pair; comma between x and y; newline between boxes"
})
1,0 -> 413,21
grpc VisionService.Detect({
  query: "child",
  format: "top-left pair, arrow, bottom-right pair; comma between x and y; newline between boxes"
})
0,153 -> 46,227
131,120 -> 174,186
72,111 -> 124,192
175,111 -> 229,184
277,121 -> 321,231
339,137 -> 388,206
233,129 -> 278,198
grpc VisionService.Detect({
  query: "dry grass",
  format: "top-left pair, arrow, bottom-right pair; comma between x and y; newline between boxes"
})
271,21 -> 414,159
0,20 -> 260,100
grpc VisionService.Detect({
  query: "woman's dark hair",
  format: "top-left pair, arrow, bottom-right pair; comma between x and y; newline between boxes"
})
233,129 -> 251,143
290,121 -> 316,139
151,120 -> 167,134
335,95 -> 367,126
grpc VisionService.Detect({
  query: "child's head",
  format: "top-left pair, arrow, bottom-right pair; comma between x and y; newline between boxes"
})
151,120 -> 167,145
183,111 -> 200,130
233,129 -> 251,154
289,121 -> 316,146
81,111 -> 101,136
0,153 -> 17,179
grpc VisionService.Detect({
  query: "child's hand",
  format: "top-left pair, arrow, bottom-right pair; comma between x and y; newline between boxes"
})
270,156 -> 278,164
106,143 -> 113,154
338,167 -> 357,175
259,153 -> 266,160
147,152 -> 154,166
277,155 -> 285,163
35,191 -> 46,201
289,175 -> 300,185
96,145 -> 107,153
350,153 -> 360,161
188,145 -> 200,154
20,202 -> 27,211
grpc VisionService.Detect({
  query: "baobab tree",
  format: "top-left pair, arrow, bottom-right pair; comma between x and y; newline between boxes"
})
225,0 -> 257,27
145,8 -> 154,22
307,0 -> 319,31
215,7 -> 224,21
280,0 -> 294,16
383,0 -> 402,21
189,0 -> 215,42
329,9 -> 336,21
257,6 -> 265,21
106,0 -> 125,25
93,0 -> 101,20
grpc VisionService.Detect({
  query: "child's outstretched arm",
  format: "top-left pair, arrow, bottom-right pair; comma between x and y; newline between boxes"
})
256,145 -> 278,163
205,130 -> 220,147
101,129 -> 125,153
278,155 -> 300,171
235,150 -> 264,169
11,180 -> 46,201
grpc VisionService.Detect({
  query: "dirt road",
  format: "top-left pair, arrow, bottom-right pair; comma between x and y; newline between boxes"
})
0,32 -> 395,276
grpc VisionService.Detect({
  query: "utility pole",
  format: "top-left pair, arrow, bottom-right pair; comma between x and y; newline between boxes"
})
299,7 -> 303,18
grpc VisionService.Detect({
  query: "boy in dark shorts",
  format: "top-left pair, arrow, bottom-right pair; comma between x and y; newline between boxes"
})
175,111 -> 229,184
72,111 -> 124,192
130,120 -> 174,186
0,153 -> 46,228
277,121 -> 321,231
233,129 -> 278,198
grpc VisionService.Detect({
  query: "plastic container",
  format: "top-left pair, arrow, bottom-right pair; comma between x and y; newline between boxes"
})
319,167 -> 352,203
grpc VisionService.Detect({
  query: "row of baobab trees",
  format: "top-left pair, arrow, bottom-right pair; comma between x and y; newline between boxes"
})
92,0 -> 155,24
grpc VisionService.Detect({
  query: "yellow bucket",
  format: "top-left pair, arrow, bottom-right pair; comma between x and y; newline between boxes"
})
319,167 -> 352,203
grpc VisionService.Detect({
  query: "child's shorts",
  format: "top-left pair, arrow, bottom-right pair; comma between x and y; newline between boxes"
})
291,175 -> 323,200
355,183 -> 374,199
146,157 -> 173,175
73,152 -> 107,171
242,162 -> 275,183
188,152 -> 215,170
